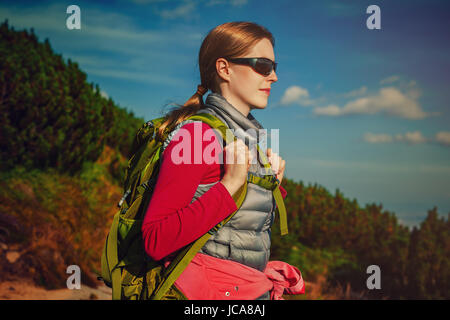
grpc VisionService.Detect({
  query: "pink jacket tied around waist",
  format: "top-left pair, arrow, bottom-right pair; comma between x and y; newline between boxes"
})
165,253 -> 305,300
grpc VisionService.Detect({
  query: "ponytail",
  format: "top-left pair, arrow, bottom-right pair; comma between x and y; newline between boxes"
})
155,84 -> 208,142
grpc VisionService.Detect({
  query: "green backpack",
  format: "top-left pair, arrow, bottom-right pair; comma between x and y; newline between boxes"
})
100,112 -> 288,300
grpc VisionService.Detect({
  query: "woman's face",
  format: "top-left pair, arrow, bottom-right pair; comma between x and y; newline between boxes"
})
217,38 -> 278,115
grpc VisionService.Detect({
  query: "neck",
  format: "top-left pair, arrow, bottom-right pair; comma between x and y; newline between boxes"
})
219,92 -> 251,117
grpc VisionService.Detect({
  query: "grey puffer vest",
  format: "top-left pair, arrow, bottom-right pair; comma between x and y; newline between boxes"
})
161,93 -> 277,275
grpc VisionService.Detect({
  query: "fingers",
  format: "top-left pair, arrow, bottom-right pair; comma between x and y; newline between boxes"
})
236,139 -> 248,165
266,148 -> 284,175
224,139 -> 250,165
280,159 -> 286,170
225,142 -> 284,174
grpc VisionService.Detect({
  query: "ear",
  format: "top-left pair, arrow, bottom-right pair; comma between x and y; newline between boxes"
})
216,57 -> 232,82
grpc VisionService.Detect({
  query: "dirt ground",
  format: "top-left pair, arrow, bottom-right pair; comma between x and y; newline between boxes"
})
0,279 -> 338,300
0,279 -> 112,300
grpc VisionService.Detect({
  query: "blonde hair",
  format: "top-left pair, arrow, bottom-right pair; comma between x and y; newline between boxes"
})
155,21 -> 275,142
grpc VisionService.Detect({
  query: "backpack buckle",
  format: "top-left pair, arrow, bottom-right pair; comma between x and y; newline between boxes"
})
208,221 -> 223,235
118,188 -> 131,208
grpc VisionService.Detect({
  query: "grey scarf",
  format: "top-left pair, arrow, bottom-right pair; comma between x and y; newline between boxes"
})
202,92 -> 269,145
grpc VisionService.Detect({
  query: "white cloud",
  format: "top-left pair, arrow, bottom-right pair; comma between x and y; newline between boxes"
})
294,156 -> 450,174
280,85 -> 315,106
435,131 -> 450,146
380,75 -> 400,85
0,3 -> 200,48
312,104 -> 341,116
87,68 -> 186,87
155,0 -> 197,19
206,0 -> 248,6
363,133 -> 394,144
395,131 -> 428,144
0,3 -> 199,87
342,85 -> 368,98
364,131 -> 450,147
314,86 -> 429,120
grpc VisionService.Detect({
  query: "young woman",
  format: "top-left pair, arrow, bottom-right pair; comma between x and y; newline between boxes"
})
141,21 -> 304,300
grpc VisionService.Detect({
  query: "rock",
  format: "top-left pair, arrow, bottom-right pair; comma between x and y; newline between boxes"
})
6,251 -> 20,263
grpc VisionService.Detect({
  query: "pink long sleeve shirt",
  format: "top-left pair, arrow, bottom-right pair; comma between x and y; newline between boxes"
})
141,121 -> 287,262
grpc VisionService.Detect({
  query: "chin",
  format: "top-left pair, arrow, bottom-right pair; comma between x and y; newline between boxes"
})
250,104 -> 266,111
253,98 -> 268,110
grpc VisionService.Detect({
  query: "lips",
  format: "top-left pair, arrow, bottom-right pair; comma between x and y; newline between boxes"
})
260,89 -> 270,95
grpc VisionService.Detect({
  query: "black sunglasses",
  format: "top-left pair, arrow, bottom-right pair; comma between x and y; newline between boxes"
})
227,57 -> 277,76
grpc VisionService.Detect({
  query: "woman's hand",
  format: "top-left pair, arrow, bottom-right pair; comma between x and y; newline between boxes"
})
266,148 -> 285,184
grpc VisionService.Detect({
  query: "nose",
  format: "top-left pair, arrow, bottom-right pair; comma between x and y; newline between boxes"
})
268,69 -> 278,82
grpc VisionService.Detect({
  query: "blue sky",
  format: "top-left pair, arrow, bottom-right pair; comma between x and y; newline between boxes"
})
1,0 -> 449,228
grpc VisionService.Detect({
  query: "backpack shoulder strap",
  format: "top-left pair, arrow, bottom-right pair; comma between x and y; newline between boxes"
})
255,143 -> 288,236
187,112 -> 233,144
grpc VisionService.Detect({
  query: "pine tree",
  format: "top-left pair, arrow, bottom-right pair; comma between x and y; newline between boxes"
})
0,20 -> 143,175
